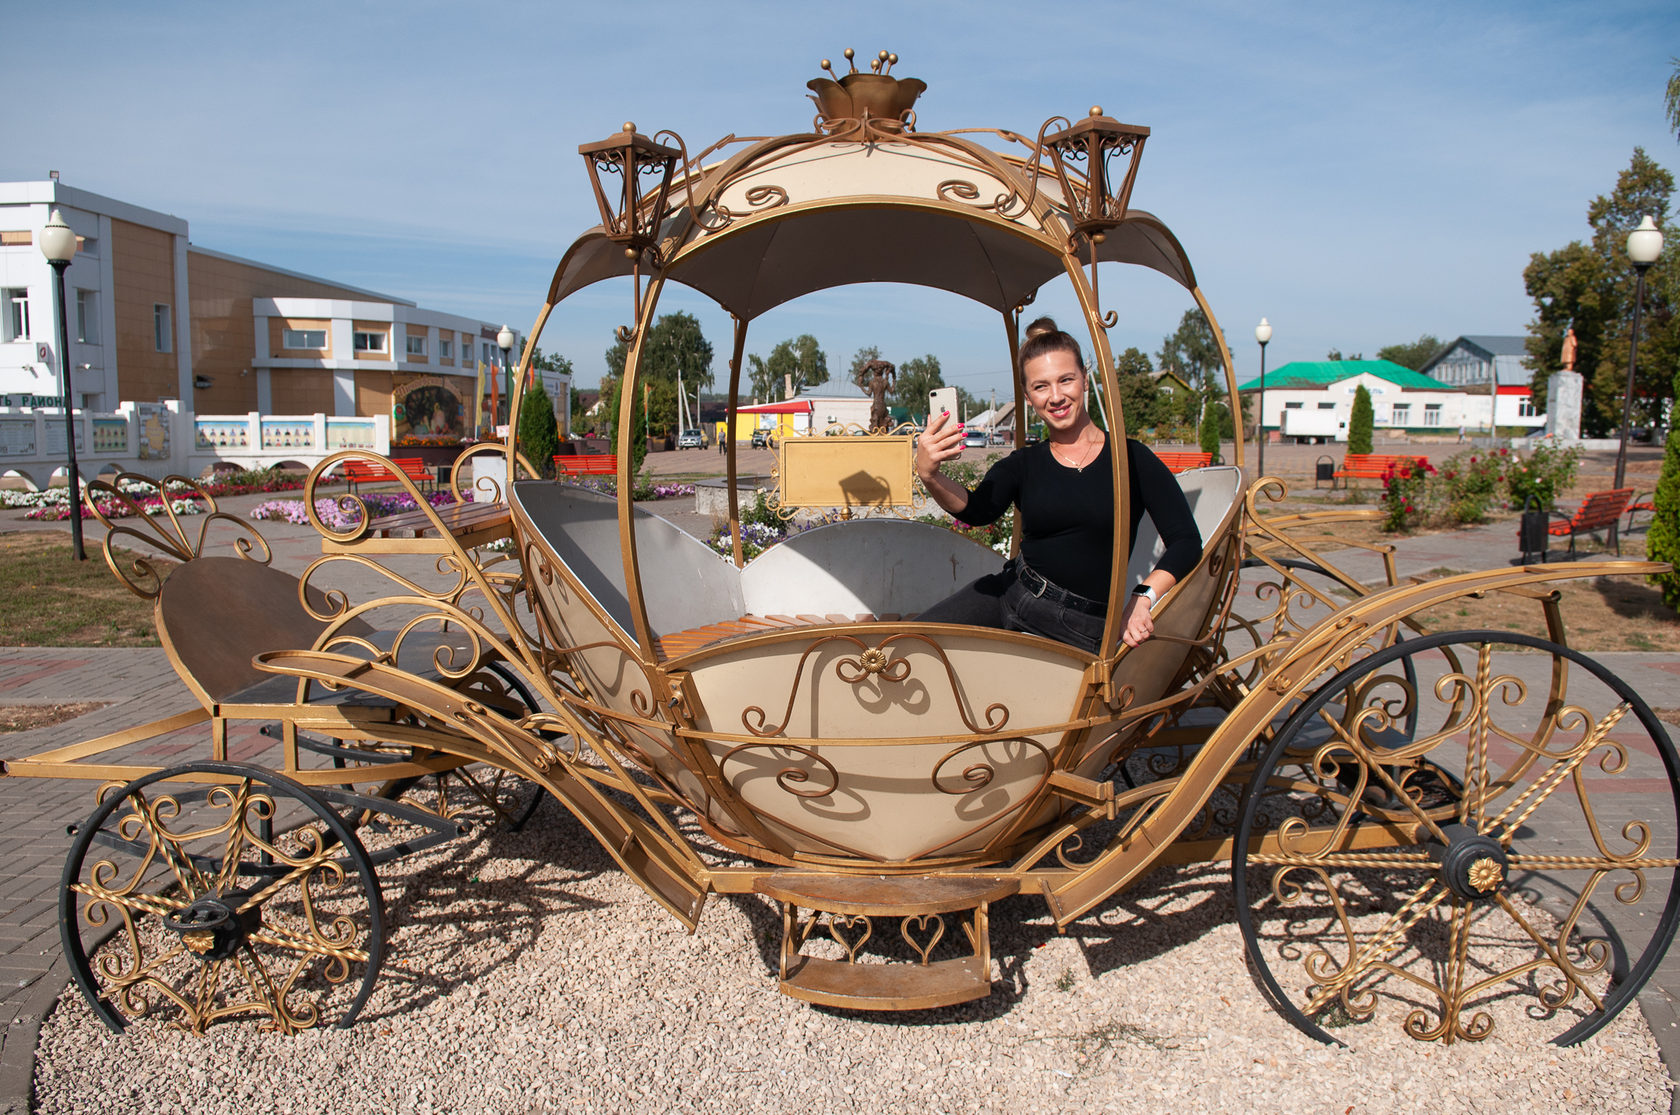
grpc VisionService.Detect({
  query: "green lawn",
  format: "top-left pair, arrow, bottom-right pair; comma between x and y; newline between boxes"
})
0,531 -> 161,646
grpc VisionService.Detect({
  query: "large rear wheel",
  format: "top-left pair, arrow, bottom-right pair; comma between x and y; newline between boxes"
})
1234,631 -> 1680,1045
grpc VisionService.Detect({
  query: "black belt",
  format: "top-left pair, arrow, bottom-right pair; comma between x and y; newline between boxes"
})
1013,560 -> 1107,616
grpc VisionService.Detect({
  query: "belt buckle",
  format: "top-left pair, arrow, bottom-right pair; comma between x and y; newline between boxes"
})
1023,564 -> 1048,598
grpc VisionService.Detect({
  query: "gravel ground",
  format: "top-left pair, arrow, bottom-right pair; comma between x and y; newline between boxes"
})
33,792 -> 1674,1115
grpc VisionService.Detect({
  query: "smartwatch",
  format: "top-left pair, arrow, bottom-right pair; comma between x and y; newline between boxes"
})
1132,584 -> 1159,609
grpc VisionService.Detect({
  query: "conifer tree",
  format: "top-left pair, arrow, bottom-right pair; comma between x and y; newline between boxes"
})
1349,384 -> 1375,454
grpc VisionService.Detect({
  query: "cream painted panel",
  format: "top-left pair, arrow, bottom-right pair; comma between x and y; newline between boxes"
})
684,631 -> 1086,740
708,732 -> 1065,861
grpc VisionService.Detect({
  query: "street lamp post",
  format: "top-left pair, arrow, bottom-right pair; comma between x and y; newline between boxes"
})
496,325 -> 515,428
39,209 -> 85,561
1254,318 -> 1272,476
1614,216 -> 1664,496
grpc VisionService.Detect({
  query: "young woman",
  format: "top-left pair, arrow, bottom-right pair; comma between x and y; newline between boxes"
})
914,329 -> 1201,653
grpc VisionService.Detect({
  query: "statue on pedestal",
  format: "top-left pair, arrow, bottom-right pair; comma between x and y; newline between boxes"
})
857,359 -> 896,433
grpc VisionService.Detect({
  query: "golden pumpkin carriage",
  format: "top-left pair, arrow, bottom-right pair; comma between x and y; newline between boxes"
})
9,53 -> 1677,1047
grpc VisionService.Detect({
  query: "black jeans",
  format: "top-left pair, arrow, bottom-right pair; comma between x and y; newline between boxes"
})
918,561 -> 1106,653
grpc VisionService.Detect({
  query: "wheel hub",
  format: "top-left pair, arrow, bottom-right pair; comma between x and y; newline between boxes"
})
163,890 -> 261,962
1430,823 -> 1509,901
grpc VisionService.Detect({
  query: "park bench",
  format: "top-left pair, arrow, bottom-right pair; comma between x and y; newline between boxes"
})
553,453 -> 618,478
1530,487 -> 1635,558
1152,450 -> 1213,473
343,456 -> 435,494
1332,452 -> 1429,488
333,499 -> 513,552
1626,490 -> 1656,532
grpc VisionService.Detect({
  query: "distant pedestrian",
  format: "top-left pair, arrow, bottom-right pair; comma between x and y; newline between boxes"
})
719,433 -> 727,456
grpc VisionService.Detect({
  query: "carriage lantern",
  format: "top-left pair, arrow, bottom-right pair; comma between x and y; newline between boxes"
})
1040,107 -> 1150,242
578,122 -> 682,260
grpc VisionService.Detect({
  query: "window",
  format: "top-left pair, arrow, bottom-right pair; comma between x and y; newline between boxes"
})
75,290 -> 97,344
282,328 -> 326,349
0,231 -> 31,247
353,330 -> 387,354
1391,403 -> 1411,426
4,288 -> 28,342
1283,401 -> 1303,410
1423,403 -> 1442,427
1316,401 -> 1335,410
1517,397 -> 1538,418
153,304 -> 172,353
78,236 -> 98,256
439,337 -> 453,359
406,334 -> 426,356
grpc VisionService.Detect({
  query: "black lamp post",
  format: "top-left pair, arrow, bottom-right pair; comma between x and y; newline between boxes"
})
1254,318 -> 1272,476
39,209 -> 85,561
497,324 -> 515,428
1614,216 -> 1664,494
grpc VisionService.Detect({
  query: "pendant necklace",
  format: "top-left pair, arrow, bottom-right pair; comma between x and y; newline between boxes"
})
1052,435 -> 1099,472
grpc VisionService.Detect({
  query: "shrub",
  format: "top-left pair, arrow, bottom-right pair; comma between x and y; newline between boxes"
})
1649,372 -> 1680,610
517,380 -> 561,479
1198,401 -> 1222,457
1348,385 -> 1374,454
1379,459 -> 1434,532
1503,442 -> 1580,511
1439,450 -> 1504,523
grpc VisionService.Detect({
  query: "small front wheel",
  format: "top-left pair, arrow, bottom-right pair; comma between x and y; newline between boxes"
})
61,761 -> 385,1033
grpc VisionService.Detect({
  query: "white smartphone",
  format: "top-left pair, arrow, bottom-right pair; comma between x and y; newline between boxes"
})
928,387 -> 959,427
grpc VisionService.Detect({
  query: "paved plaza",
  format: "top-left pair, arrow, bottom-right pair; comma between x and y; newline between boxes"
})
2,448 -> 1678,1111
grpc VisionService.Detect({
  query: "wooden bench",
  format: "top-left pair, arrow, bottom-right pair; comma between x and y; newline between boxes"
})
1152,450 -> 1213,473
1333,453 -> 1429,487
343,457 -> 435,494
349,500 -> 512,551
553,453 -> 618,478
1534,488 -> 1635,558
1626,490 -> 1656,532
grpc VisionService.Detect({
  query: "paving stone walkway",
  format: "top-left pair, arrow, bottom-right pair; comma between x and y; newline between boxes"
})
2,483 -> 1678,1112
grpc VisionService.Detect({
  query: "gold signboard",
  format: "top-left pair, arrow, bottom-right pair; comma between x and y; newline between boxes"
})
776,434 -> 915,511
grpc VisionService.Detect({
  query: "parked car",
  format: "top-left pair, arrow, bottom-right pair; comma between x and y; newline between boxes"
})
751,428 -> 773,449
677,428 -> 705,449
964,429 -> 989,448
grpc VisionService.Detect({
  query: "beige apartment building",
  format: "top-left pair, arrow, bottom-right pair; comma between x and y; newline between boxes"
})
0,180 -> 544,442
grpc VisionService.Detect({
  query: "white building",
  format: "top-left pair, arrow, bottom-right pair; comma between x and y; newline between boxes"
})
1419,335 -> 1542,431
1239,359 -> 1475,436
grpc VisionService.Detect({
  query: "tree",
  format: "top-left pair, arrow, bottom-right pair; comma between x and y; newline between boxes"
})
893,355 -> 946,416
518,378 -> 561,478
750,334 -> 829,400
1524,149 -> 1677,434
600,375 -> 649,474
1326,348 -> 1364,361
1649,365 -> 1680,610
1667,56 -> 1680,143
1157,309 -> 1225,393
1113,346 -> 1167,432
1376,334 -> 1443,371
1348,384 -> 1375,454
604,311 -> 716,389
529,346 -> 574,375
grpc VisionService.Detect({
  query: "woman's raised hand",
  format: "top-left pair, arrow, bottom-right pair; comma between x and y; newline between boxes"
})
915,409 -> 965,482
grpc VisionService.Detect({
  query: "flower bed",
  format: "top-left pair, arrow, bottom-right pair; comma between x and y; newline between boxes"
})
250,490 -> 463,532
6,480 -> 209,521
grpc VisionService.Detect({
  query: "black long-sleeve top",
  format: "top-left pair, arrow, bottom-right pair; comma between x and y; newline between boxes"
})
957,437 -> 1202,602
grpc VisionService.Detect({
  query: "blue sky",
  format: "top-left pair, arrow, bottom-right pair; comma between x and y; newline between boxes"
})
8,0 -> 1678,397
